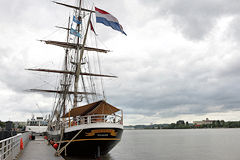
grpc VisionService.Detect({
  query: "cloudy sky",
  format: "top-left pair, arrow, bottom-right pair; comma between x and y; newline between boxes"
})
1,0 -> 240,125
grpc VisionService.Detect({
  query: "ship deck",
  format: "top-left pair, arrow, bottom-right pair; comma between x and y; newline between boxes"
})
18,136 -> 64,160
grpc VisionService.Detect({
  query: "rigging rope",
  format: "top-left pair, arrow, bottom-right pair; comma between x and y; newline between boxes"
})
94,35 -> 106,100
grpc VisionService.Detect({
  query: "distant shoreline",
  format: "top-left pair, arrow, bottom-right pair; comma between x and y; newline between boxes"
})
124,127 -> 240,130
124,120 -> 240,130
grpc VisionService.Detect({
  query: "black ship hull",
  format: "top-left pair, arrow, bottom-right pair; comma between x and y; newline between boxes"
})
48,127 -> 123,156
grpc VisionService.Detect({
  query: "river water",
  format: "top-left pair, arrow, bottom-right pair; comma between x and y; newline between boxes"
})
67,128 -> 240,160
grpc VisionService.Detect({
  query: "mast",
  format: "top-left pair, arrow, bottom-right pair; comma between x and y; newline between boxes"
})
78,13 -> 92,105
73,0 -> 84,107
61,16 -> 71,116
73,0 -> 92,107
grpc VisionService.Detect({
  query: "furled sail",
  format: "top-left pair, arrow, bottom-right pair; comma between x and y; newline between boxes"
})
26,68 -> 117,78
28,89 -> 96,95
40,40 -> 110,53
52,1 -> 95,13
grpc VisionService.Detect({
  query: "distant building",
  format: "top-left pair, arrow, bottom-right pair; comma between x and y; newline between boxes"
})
193,118 -> 214,125
176,120 -> 185,125
5,121 -> 13,131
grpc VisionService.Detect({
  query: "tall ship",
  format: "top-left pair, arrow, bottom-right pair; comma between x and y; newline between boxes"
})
27,0 -> 126,157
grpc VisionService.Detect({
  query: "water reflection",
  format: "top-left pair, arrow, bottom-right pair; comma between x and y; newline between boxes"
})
64,153 -> 114,160
63,129 -> 240,160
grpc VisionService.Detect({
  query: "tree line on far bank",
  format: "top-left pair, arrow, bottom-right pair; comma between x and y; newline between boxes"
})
163,121 -> 240,129
0,121 -> 5,128
126,120 -> 240,129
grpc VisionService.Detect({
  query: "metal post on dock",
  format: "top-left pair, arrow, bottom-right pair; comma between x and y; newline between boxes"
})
97,146 -> 100,158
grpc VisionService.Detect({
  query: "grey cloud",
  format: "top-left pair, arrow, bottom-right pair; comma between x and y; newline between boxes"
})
0,0 -> 69,30
102,42 -> 240,118
139,0 -> 240,40
1,92 -> 52,121
0,46 -> 50,92
1,0 -> 240,123
228,16 -> 240,42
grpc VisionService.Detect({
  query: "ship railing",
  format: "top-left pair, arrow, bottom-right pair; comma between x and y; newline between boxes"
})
64,114 -> 123,128
0,132 -> 31,160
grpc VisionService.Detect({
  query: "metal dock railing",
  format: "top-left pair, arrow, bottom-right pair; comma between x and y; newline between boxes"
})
0,132 -> 31,160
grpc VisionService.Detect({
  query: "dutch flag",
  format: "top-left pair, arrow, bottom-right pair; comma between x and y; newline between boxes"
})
95,7 -> 127,36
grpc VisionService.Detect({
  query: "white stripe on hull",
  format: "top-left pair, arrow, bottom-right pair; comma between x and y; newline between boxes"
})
48,123 -> 123,136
